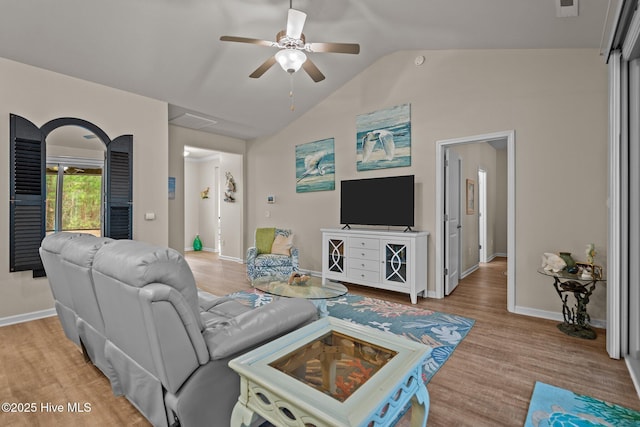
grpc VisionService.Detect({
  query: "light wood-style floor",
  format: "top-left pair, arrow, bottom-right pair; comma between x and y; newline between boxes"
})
1,252 -> 638,426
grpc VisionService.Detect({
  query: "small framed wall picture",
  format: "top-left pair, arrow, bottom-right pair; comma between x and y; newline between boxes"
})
466,179 -> 475,215
168,177 -> 176,200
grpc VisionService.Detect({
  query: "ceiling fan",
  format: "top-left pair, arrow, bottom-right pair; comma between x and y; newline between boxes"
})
220,2 -> 360,82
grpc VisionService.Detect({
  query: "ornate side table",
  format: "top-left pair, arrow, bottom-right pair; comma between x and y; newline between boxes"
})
537,268 -> 606,339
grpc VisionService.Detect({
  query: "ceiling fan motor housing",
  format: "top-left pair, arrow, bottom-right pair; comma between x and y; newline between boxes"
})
276,30 -> 305,49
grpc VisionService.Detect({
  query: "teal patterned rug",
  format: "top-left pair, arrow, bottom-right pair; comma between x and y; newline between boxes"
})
227,290 -> 475,384
525,381 -> 640,427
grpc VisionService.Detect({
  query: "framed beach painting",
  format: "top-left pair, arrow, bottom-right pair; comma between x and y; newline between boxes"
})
295,138 -> 335,193
356,103 -> 411,171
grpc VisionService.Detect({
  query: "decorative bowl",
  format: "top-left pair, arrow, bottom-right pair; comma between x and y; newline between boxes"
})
288,273 -> 310,286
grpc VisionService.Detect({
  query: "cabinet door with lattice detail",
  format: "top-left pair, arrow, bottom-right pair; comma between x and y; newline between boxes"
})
322,234 -> 348,281
381,240 -> 410,287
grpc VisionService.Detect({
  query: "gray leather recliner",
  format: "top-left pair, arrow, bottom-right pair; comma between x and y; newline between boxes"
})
58,234 -> 122,394
47,236 -> 318,427
39,232 -> 86,347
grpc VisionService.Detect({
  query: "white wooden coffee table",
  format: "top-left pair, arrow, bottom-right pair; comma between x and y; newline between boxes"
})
229,317 -> 430,427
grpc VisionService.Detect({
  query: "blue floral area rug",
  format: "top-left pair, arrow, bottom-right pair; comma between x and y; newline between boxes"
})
226,290 -> 475,384
525,381 -> 640,427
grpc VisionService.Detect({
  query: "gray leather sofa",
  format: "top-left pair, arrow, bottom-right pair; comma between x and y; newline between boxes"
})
40,233 -> 318,427
39,232 -> 85,347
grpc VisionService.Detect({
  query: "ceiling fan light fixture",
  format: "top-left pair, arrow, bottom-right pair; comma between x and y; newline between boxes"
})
275,49 -> 306,73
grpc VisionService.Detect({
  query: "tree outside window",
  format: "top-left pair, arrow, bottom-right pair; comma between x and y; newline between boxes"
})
46,165 -> 102,236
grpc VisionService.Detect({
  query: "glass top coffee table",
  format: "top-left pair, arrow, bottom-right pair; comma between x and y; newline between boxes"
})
252,275 -> 347,317
229,317 -> 431,427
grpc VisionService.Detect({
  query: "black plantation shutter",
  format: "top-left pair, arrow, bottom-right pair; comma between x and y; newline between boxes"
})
9,114 -> 45,273
105,135 -> 133,239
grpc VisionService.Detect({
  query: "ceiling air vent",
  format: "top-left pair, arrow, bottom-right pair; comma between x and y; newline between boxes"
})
169,113 -> 218,130
555,0 -> 578,18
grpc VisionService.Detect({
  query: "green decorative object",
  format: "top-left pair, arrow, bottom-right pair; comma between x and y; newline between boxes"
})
558,252 -> 576,269
193,234 -> 203,251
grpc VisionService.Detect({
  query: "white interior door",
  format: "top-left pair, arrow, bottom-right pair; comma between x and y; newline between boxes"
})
445,149 -> 461,295
478,169 -> 488,263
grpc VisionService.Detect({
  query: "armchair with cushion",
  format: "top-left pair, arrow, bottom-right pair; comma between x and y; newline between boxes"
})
246,227 -> 298,281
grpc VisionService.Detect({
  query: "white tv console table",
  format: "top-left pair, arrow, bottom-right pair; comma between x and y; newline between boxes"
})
321,228 -> 429,304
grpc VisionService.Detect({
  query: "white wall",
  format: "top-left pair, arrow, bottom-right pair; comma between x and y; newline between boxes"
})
184,157 -> 219,251
219,153 -> 243,261
199,159 -> 219,252
246,49 -> 608,320
495,149 -> 509,255
184,159 -> 199,249
0,57 -> 168,320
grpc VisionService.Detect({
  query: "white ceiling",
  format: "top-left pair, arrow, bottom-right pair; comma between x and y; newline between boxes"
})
0,0 -> 610,141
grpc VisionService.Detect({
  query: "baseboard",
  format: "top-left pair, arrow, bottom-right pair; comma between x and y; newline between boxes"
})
426,290 -> 441,299
514,305 -> 606,329
219,255 -> 243,263
185,247 -> 217,253
485,253 -> 507,263
625,356 -> 640,399
0,308 -> 57,327
460,264 -> 479,280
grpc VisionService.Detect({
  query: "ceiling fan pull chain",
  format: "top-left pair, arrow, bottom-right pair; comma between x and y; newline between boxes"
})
289,72 -> 295,111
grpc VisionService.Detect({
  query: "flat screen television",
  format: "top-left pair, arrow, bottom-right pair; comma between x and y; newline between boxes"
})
340,175 -> 414,228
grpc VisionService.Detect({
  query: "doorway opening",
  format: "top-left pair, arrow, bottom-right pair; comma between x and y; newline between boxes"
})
435,130 -> 515,312
182,146 -> 243,262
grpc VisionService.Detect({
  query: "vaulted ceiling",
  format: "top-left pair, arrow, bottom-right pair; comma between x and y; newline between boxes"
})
0,1 -> 610,140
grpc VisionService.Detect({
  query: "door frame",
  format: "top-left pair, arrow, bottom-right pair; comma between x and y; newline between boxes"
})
434,130 -> 516,312
478,168 -> 488,263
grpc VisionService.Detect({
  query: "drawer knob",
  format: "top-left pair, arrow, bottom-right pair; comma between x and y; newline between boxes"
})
362,253 -> 365,256
361,242 -> 365,245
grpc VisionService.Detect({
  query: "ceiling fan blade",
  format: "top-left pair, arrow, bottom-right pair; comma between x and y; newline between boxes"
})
249,56 -> 277,78
307,42 -> 360,54
286,8 -> 307,39
302,59 -> 325,82
220,36 -> 276,48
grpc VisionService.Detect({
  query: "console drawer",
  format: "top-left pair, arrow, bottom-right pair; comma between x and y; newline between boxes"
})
349,258 -> 380,272
348,268 -> 380,282
349,237 -> 379,251
349,248 -> 379,261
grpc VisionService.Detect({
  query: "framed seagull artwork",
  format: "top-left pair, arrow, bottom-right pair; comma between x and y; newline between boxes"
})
356,103 -> 411,171
295,138 -> 335,193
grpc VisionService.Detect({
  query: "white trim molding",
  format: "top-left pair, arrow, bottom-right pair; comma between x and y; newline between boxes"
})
607,51 -> 623,359
625,357 -> 640,399
435,130 -> 516,313
220,255 -> 244,263
515,305 -> 606,330
0,308 -> 56,327
460,264 -> 479,280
